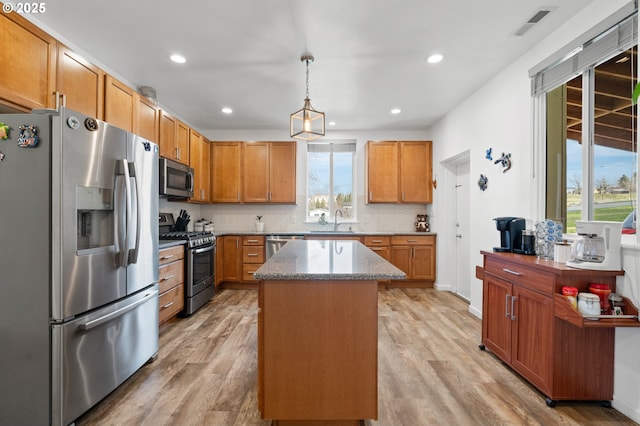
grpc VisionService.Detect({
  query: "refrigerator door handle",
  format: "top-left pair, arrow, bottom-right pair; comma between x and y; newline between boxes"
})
78,290 -> 156,331
119,159 -> 133,267
127,161 -> 141,265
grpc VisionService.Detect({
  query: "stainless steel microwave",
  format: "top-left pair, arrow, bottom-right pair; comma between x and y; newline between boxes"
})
159,157 -> 194,198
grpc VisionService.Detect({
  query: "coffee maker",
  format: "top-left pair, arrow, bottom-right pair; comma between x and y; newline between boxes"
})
493,217 -> 526,252
566,221 -> 622,271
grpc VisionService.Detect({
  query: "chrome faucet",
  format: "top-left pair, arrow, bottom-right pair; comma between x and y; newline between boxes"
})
333,209 -> 343,231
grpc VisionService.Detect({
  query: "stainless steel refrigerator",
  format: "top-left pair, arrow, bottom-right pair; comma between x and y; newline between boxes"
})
0,108 -> 159,425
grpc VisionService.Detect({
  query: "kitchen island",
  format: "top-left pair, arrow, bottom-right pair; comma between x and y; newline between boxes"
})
254,239 -> 405,425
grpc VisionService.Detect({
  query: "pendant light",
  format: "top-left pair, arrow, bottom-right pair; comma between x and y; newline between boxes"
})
290,54 -> 325,140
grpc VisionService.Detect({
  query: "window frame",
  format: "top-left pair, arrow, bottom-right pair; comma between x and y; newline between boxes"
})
305,140 -> 357,223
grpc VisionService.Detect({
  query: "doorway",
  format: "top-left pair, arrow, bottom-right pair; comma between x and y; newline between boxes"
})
455,161 -> 471,301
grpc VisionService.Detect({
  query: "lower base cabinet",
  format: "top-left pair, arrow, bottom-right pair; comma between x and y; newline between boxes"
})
479,251 -> 628,405
158,245 -> 185,324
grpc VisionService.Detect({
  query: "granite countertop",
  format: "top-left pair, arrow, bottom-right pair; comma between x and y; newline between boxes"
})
214,231 -> 437,237
254,239 -> 407,281
159,239 -> 187,250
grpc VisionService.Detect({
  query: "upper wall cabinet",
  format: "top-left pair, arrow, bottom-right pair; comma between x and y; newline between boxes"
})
211,142 -> 242,203
104,75 -> 136,133
189,130 -> 210,203
366,140 -> 433,204
135,95 -> 159,143
242,142 -> 296,204
56,46 -> 105,119
0,11 -> 56,111
158,111 -> 189,165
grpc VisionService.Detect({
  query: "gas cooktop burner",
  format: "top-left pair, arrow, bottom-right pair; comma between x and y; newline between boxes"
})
159,230 -> 215,248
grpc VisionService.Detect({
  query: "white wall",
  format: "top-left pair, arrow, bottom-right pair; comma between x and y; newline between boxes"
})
197,130 -> 432,235
428,0 -> 640,420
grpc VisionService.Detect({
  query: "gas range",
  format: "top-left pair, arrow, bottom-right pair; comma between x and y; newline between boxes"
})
159,212 -> 215,248
159,231 -> 215,249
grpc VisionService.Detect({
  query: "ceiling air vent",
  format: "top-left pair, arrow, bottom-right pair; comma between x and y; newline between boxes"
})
513,9 -> 552,36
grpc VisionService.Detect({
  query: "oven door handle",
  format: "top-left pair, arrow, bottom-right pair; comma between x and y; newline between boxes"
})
193,244 -> 215,255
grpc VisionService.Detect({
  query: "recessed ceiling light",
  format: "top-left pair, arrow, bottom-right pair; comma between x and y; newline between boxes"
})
329,121 -> 336,126
390,108 -> 402,115
427,53 -> 443,64
170,54 -> 186,64
221,107 -> 233,114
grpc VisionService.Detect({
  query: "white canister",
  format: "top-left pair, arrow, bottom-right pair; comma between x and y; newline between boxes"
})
577,292 -> 601,317
194,220 -> 205,232
554,242 -> 571,263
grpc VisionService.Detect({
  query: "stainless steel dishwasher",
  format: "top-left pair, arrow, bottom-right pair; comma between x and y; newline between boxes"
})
265,235 -> 305,259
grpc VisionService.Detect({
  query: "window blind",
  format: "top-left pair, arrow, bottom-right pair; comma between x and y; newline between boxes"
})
531,13 -> 637,96
307,141 -> 357,153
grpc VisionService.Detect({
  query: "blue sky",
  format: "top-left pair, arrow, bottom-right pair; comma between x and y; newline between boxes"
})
566,139 -> 637,188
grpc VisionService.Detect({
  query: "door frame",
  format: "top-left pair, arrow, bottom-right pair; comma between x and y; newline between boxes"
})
436,150 -> 471,298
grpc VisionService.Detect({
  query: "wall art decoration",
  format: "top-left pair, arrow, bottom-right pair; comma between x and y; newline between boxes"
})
0,122 -> 9,140
478,174 -> 488,191
17,124 -> 39,147
494,152 -> 512,173
485,147 -> 493,161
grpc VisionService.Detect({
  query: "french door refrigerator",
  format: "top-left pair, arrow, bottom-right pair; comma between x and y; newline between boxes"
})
0,108 -> 159,425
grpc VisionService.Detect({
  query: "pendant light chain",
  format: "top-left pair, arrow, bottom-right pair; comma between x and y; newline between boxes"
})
305,58 -> 310,99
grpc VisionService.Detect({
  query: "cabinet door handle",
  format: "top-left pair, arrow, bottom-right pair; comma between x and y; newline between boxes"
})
247,253 -> 258,257
505,293 -> 511,318
407,239 -> 418,243
247,239 -> 259,243
510,296 -> 517,320
372,239 -> 382,243
160,274 -> 175,281
369,191 -> 372,201
372,247 -> 382,251
160,255 -> 175,260
502,268 -> 522,276
162,301 -> 174,309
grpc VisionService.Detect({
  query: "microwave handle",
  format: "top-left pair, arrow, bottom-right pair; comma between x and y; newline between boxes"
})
187,170 -> 194,193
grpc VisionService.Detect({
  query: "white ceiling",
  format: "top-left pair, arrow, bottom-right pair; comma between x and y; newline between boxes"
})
32,0 -> 594,133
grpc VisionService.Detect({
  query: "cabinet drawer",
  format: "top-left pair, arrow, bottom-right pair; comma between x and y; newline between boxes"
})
159,284 -> 184,323
363,236 -> 390,246
243,236 -> 265,245
159,260 -> 184,294
390,235 -> 435,245
243,263 -> 263,281
243,246 -> 265,263
484,257 -> 554,295
159,245 -> 184,265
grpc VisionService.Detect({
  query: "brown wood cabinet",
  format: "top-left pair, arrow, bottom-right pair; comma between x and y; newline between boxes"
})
135,95 -> 158,142
366,141 -> 433,204
258,278 -> 378,421
215,236 -> 224,286
158,245 -> 185,324
363,236 -> 391,261
390,235 -> 436,282
479,251 -> 628,405
158,110 -> 189,164
211,142 -> 242,202
242,142 -> 296,203
222,235 -> 242,282
56,46 -> 104,119
189,130 -> 210,203
0,11 -> 57,111
242,236 -> 265,281
104,75 -> 136,132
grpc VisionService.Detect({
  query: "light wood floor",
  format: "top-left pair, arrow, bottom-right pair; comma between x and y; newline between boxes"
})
76,288 -> 638,425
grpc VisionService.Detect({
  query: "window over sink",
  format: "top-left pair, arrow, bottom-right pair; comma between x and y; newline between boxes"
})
306,141 -> 356,222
